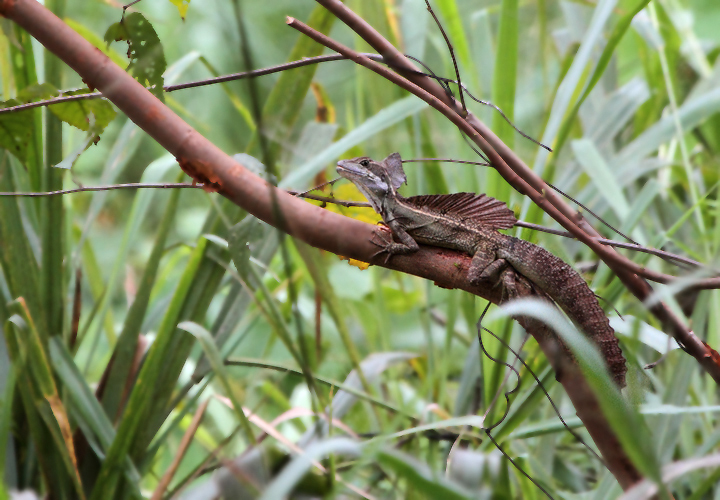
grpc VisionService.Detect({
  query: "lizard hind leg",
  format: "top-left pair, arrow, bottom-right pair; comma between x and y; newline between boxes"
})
468,252 -> 509,286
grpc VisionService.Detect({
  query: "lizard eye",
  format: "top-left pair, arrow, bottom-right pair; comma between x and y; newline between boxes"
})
359,159 -> 370,167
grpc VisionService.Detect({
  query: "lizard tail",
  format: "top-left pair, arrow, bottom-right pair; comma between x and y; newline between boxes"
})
503,237 -> 627,387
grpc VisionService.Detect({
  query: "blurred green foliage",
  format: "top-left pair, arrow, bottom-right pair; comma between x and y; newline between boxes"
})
1,0 -> 720,498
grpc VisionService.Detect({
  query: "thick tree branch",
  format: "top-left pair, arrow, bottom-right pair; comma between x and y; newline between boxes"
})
307,0 -> 720,384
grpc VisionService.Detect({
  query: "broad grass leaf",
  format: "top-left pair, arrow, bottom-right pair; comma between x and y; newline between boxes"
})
257,438 -> 363,500
280,96 -> 428,189
496,298 -> 663,483
376,449 -> 472,500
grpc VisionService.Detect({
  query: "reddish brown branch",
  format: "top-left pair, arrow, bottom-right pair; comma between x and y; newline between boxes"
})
308,0 -> 720,384
0,1 -> 506,333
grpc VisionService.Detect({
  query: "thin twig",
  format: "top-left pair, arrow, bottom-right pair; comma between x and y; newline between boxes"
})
287,191 -> 370,208
0,52 -> 549,157
424,0 -> 466,113
402,158 -> 489,167
515,221 -> 703,269
0,182 -> 203,196
0,54 -> 382,115
0,180 -> 704,269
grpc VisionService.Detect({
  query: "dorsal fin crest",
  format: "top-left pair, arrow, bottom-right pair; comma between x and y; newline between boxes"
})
404,193 -> 517,229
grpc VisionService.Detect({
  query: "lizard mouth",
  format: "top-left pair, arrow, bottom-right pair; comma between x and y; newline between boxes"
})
335,161 -> 357,176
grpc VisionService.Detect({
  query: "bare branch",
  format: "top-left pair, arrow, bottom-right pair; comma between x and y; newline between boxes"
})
423,0 -> 466,113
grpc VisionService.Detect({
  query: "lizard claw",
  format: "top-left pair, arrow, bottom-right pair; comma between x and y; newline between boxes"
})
369,230 -> 394,263
368,228 -> 417,264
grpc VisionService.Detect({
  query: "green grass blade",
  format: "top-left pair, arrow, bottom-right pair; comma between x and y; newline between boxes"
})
6,304 -> 84,498
48,338 -> 143,491
42,0 -> 67,339
0,155 -> 43,335
554,0 -> 652,155
89,238 -> 211,499
498,299 -> 662,483
532,0 -> 619,176
178,320 -> 256,443
376,449 -> 472,500
491,0 -> 518,151
280,96 -> 428,188
100,160 -> 180,419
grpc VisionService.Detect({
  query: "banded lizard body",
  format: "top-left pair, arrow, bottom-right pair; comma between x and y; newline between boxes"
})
337,153 -> 627,387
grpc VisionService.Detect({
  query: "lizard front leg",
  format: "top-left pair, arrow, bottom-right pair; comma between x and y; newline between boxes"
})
370,217 -> 420,264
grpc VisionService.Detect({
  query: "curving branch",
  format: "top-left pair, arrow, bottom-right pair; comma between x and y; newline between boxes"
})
308,0 -> 720,384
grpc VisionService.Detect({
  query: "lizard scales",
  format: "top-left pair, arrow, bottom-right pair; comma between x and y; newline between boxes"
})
337,153 -> 627,387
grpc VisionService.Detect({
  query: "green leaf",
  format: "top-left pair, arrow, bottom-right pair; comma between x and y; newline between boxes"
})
89,239 -> 210,498
227,218 -> 262,283
101,160 -> 181,419
497,299 -> 663,484
492,0 -> 518,149
0,156 -> 43,328
434,0 -> 473,72
0,83 -> 55,165
258,438 -> 363,500
280,96 -> 428,188
49,89 -> 116,135
104,12 -> 166,101
0,106 -> 34,165
554,0 -> 652,155
48,338 -> 143,491
5,304 -> 85,498
257,5 -> 336,159
16,82 -> 58,102
376,449 -> 472,500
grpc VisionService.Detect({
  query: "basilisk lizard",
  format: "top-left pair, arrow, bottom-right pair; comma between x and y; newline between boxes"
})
337,153 -> 627,387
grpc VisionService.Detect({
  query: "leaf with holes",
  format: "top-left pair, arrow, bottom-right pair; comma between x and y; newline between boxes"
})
104,12 -> 167,101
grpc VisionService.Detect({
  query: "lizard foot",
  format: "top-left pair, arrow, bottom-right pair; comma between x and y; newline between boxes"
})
369,230 -> 393,263
369,230 -> 415,264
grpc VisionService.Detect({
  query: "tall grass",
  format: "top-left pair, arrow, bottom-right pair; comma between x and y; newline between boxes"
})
1,0 -> 719,498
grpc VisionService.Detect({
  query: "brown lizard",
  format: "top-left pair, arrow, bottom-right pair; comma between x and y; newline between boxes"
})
336,152 -> 627,387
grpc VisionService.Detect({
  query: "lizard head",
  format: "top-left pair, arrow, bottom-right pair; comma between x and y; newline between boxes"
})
336,153 -> 407,212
